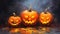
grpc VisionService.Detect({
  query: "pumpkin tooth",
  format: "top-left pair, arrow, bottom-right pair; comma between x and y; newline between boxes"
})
27,21 -> 30,24
25,21 -> 28,23
32,19 -> 36,22
32,20 -> 35,23
29,21 -> 32,23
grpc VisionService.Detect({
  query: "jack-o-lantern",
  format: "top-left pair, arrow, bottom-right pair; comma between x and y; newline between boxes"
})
21,9 -> 38,26
39,11 -> 53,24
8,13 -> 21,26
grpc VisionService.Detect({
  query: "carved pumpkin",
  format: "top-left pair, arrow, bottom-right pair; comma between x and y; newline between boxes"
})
8,13 -> 21,26
39,11 -> 53,24
21,9 -> 38,26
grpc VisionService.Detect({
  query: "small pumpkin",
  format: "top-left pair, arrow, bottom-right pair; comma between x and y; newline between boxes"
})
39,11 -> 53,24
8,13 -> 21,26
21,9 -> 38,26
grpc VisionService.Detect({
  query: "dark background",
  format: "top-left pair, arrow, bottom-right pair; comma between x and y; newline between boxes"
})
0,0 -> 60,27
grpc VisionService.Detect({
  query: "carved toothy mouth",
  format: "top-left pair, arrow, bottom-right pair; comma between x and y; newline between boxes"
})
40,20 -> 50,24
10,23 -> 19,26
23,19 -> 36,24
9,21 -> 20,26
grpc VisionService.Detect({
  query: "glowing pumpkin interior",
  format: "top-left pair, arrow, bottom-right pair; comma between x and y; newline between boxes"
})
21,10 -> 38,25
8,16 -> 21,26
39,12 -> 53,24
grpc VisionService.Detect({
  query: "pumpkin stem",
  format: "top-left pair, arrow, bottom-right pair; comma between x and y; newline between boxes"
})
44,9 -> 47,14
44,7 -> 50,14
29,9 -> 32,12
44,11 -> 47,14
13,12 -> 16,16
45,7 -> 50,12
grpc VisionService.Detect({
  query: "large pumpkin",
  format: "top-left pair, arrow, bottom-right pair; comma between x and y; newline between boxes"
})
39,11 -> 53,24
21,9 -> 38,26
8,13 -> 21,26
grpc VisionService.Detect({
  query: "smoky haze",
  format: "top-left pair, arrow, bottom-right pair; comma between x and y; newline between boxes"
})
0,0 -> 60,27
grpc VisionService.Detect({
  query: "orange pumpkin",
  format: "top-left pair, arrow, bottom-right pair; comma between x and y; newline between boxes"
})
21,9 -> 38,26
39,11 -> 53,24
8,13 -> 21,26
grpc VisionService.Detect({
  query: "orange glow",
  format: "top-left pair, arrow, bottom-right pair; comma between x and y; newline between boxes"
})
39,12 -> 53,24
41,27 -> 50,32
38,27 -> 50,34
9,27 -> 51,34
41,27 -> 48,31
8,16 -> 21,26
9,28 -> 21,34
21,10 -> 38,26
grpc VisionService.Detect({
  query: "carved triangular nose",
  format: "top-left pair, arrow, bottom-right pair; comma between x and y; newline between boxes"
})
28,18 -> 31,20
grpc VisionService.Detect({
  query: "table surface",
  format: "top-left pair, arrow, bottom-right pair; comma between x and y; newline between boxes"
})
0,27 -> 60,34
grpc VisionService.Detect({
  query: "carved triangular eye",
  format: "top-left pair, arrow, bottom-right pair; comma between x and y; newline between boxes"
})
15,20 -> 19,22
25,15 -> 28,18
32,16 -> 35,18
10,19 -> 13,22
47,17 -> 49,19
